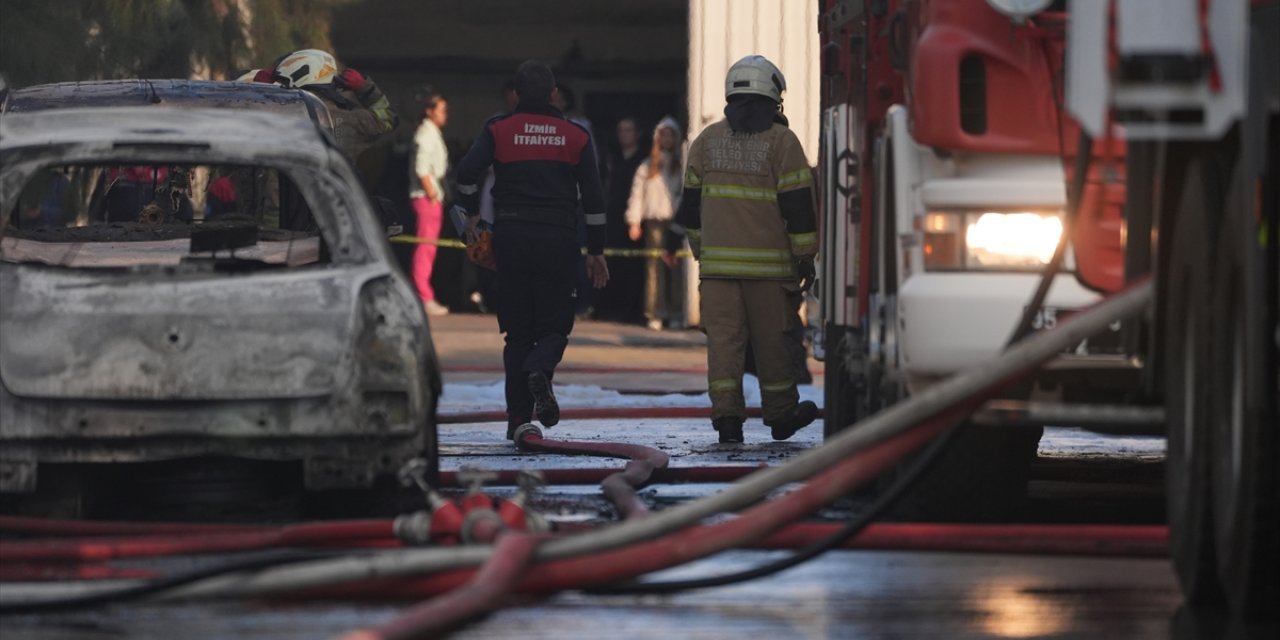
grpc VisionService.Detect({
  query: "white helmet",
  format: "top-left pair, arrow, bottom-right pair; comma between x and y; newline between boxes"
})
234,68 -> 261,83
725,55 -> 785,103
273,49 -> 338,88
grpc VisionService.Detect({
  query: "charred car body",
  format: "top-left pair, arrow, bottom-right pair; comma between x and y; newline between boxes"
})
0,89 -> 439,512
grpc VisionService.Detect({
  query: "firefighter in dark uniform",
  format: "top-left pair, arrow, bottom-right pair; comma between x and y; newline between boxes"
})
453,61 -> 609,439
669,55 -> 819,444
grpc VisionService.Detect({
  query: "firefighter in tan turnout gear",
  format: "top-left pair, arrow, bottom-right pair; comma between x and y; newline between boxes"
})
669,55 -> 819,444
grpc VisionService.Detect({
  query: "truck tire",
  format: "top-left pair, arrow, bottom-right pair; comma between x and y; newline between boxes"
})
823,323 -> 860,438
1209,157 -> 1280,616
885,422 -> 1041,522
1164,154 -> 1225,605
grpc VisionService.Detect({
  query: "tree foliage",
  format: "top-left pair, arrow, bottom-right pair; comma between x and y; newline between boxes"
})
0,0 -> 352,88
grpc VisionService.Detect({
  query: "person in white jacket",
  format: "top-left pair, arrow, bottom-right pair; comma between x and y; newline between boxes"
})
625,116 -> 685,330
410,89 -> 450,316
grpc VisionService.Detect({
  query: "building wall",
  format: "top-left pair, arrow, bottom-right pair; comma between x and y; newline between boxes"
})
331,0 -> 688,156
688,0 -> 822,164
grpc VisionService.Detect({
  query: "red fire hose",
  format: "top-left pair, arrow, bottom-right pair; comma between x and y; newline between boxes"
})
757,522 -> 1169,557
438,464 -> 763,487
0,564 -> 157,582
339,533 -> 543,640
0,515 -> 255,537
513,427 -> 669,520
0,520 -> 393,563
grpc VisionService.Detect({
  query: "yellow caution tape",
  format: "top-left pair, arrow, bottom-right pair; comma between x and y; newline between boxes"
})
388,235 -> 692,258
390,235 -> 468,248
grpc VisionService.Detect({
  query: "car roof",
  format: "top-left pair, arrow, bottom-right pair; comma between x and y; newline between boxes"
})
0,79 -> 334,132
0,106 -> 333,165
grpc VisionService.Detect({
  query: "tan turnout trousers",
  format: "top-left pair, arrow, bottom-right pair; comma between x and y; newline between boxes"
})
700,278 -> 801,423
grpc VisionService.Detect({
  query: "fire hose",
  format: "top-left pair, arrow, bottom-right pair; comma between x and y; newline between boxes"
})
0,520 -> 394,564
513,429 -> 668,520
339,533 -> 544,640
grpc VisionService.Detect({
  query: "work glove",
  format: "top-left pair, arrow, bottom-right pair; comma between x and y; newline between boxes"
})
339,69 -> 397,130
797,258 -> 816,293
336,68 -> 368,93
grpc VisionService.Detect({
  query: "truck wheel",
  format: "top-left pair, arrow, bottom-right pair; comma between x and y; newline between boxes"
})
885,422 -> 1040,522
1164,155 -> 1224,605
1209,163 -> 1280,616
823,323 -> 859,438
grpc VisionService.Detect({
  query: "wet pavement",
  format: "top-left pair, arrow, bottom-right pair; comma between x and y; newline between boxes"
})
4,315 -> 1277,638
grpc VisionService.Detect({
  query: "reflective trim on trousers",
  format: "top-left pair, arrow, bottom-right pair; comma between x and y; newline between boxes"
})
759,379 -> 795,393
709,378 -> 741,393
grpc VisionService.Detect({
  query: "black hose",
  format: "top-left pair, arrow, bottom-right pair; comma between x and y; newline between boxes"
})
0,550 -> 340,614
584,420 -> 964,595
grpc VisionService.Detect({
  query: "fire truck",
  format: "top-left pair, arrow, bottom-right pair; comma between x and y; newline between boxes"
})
817,0 -> 1277,613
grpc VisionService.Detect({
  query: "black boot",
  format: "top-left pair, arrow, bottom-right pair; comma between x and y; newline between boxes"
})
765,400 -> 818,440
712,416 -> 745,444
527,371 -> 559,427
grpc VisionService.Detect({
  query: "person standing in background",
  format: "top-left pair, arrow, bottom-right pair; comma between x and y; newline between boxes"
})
596,116 -> 647,324
410,89 -> 451,316
625,116 -> 685,330
553,82 -> 599,317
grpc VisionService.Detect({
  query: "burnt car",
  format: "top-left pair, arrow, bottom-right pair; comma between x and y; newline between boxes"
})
0,103 -> 439,516
1,79 -> 336,132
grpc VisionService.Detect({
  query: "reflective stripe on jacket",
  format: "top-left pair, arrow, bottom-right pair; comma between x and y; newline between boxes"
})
680,119 -> 817,279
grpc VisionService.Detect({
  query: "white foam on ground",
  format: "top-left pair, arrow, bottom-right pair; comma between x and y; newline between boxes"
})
441,375 -> 823,414
440,379 -> 1164,458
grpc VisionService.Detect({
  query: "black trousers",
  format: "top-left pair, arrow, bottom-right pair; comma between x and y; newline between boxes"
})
493,220 -> 580,424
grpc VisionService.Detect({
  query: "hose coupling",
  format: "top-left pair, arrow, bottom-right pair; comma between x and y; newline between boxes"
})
398,458 -> 449,511
392,511 -> 433,546
460,508 -> 505,545
513,423 -> 543,449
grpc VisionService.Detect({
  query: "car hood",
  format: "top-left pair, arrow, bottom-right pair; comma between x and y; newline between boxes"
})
0,264 -> 379,401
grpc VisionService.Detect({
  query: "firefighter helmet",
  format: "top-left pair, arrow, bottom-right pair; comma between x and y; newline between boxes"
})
272,49 -> 338,88
725,55 -> 786,103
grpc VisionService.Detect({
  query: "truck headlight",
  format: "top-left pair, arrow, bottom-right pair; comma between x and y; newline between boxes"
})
922,211 -> 1063,271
